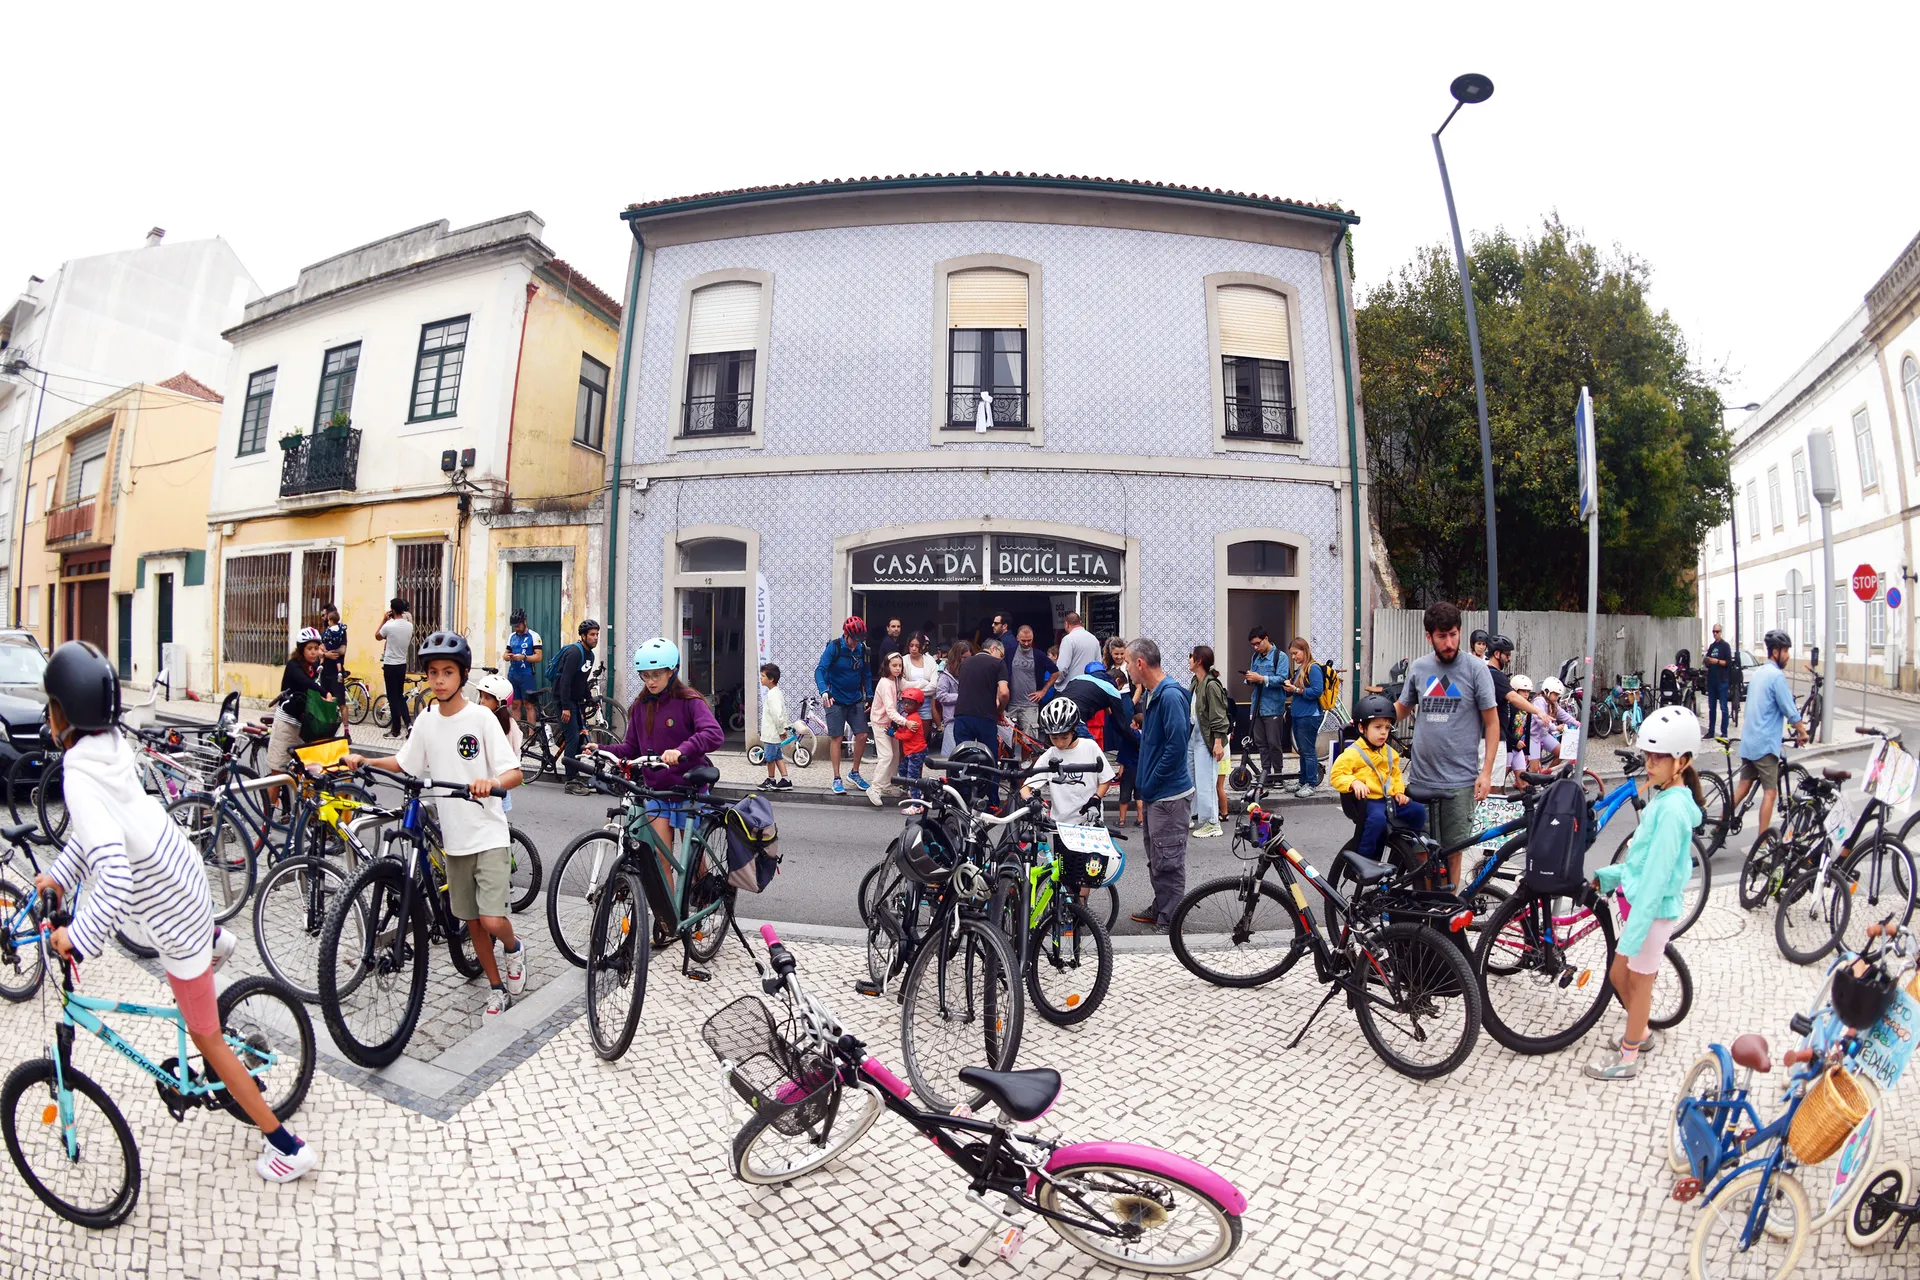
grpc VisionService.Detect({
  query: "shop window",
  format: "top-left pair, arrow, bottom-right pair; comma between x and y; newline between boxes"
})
679,538 -> 747,573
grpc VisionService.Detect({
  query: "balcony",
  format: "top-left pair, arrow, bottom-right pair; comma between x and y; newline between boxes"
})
681,393 -> 754,439
280,428 -> 361,497
45,499 -> 95,545
1223,397 -> 1297,443
945,387 -> 1028,430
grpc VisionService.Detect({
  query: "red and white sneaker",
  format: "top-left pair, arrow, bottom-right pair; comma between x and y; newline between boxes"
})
255,1138 -> 317,1183
210,927 -> 238,973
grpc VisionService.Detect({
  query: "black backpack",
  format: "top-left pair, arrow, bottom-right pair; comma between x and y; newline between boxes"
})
1521,777 -> 1593,895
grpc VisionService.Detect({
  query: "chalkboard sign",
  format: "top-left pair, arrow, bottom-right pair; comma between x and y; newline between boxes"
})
1087,593 -> 1121,644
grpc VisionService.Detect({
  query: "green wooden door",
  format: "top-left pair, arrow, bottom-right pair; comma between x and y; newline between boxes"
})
115,594 -> 133,680
511,562 -> 563,679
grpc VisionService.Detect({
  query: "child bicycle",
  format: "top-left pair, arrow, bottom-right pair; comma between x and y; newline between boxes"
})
1,886 -> 315,1228
702,923 -> 1247,1274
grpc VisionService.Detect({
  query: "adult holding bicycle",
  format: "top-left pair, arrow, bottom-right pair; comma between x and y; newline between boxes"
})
504,608 -> 542,737
552,618 -> 601,796
1731,628 -> 1808,846
376,597 -> 414,736
1392,601 -> 1499,886
814,616 -> 873,797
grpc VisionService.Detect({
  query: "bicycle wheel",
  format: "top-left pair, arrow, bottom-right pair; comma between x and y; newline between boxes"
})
371,694 -> 392,731
1582,770 -> 1604,804
1697,772 -> 1731,854
1688,1169 -> 1808,1279
1670,1053 -> 1728,1174
0,1059 -> 140,1229
1670,833 -> 1713,939
35,757 -> 66,843
733,1079 -> 884,1185
1168,876 -> 1300,987
252,855 -> 353,1002
1775,867 -> 1850,965
507,825 -> 543,914
1027,896 -> 1112,1026
1591,704 -> 1616,739
521,721 -> 558,781
1838,837 -> 1916,956
0,879 -> 45,1002
899,917 -> 1022,1112
318,859 -> 429,1068
547,830 -> 623,968
214,975 -> 315,1122
1848,1161 -> 1910,1248
443,888 -> 485,980
792,740 -> 814,769
1475,888 -> 1615,1054
6,751 -> 43,825
1094,881 -> 1120,932
344,681 -> 371,725
1036,1157 -> 1242,1274
585,867 -> 650,1060
857,855 -> 891,926
165,795 -> 256,925
1646,945 -> 1693,1030
1803,1076 -> 1882,1232
1739,832 -> 1782,910
683,824 -> 735,964
746,745 -> 766,766
1352,920 -> 1482,1079
602,698 -> 628,740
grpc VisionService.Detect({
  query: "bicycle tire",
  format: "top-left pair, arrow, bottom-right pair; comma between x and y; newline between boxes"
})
318,859 -> 429,1069
683,824 -> 735,964
547,829 -> 622,967
164,794 -> 256,925
793,737 -> 815,768
506,825 -> 543,914
732,1079 -> 883,1186
1738,831 -> 1782,910
1591,704 -> 1616,739
1837,836 -> 1916,956
585,867 -> 649,1060
115,925 -> 159,960
1,1059 -> 141,1229
1036,1157 -> 1243,1273
1168,876 -> 1300,988
746,745 -> 766,766
1688,1169 -> 1808,1280
34,757 -> 66,843
0,876 -> 45,1002
1094,881 -> 1120,932
898,917 -> 1023,1112
1697,771 -> 1730,855
214,975 -> 316,1122
1775,867 -> 1849,965
371,695 -> 392,730
1026,896 -> 1112,1026
1353,920 -> 1482,1079
1847,1161 -> 1910,1248
1646,944 -> 1693,1030
1669,834 -> 1713,939
345,681 -> 371,725
252,855 -> 353,1002
445,888 -> 485,980
603,698 -> 628,740
1582,770 -> 1604,805
1474,888 -> 1615,1054
856,855 -> 891,927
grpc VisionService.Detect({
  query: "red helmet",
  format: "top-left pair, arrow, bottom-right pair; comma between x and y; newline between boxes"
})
843,616 -> 867,636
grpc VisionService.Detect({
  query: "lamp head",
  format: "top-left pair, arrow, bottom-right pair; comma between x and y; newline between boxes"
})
1450,74 -> 1495,105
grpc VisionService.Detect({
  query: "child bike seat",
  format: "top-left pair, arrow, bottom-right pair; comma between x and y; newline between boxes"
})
1338,849 -> 1397,885
1822,768 -> 1852,784
957,1067 -> 1062,1121
1730,1034 -> 1771,1073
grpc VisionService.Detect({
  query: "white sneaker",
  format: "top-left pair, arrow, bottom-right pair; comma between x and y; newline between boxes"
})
485,987 -> 512,1019
255,1137 -> 317,1183
210,927 -> 238,973
501,940 -> 528,996
1191,822 -> 1224,838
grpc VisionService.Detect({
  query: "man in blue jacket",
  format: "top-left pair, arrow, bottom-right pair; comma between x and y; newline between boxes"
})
815,617 -> 874,796
1243,626 -> 1291,781
1125,638 -> 1194,929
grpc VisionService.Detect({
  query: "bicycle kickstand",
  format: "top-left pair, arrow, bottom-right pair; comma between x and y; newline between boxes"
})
679,943 -> 711,983
955,1191 -> 1028,1270
1287,984 -> 1342,1051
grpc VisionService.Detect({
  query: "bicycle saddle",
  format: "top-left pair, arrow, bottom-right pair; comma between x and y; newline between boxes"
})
1730,1033 -> 1771,1074
1,822 -> 36,845
1404,783 -> 1448,804
1822,768 -> 1852,784
957,1067 -> 1062,1121
683,765 -> 722,789
1337,849 -> 1398,884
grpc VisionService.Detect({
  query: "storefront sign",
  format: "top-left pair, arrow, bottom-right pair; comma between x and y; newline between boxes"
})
992,536 -> 1121,587
755,572 -> 771,664
852,536 -> 984,586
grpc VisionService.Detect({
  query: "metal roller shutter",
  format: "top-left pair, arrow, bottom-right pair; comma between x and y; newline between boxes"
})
948,269 -> 1028,328
688,281 -> 763,354
1217,286 -> 1290,361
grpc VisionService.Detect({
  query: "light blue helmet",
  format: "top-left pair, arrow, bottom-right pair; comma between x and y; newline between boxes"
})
632,637 -> 681,674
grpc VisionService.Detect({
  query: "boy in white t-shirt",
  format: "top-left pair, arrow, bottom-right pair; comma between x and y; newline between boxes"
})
1021,697 -> 1116,825
345,632 -> 527,1020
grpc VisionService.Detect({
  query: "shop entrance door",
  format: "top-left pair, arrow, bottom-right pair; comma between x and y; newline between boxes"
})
1226,588 -> 1297,734
680,586 -> 747,737
860,589 -> 1080,655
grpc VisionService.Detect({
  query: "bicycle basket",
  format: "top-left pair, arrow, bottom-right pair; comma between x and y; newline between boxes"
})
1787,1065 -> 1871,1165
701,996 -> 837,1137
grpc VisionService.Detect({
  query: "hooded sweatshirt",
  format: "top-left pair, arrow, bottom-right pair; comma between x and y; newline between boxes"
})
1594,782 -> 1703,955
601,687 -> 725,790
47,729 -> 216,976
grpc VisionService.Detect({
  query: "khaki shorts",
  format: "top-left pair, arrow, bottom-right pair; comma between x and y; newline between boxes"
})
1738,754 -> 1781,791
446,848 -> 511,921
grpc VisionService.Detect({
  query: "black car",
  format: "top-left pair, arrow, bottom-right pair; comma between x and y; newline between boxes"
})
0,632 -> 50,777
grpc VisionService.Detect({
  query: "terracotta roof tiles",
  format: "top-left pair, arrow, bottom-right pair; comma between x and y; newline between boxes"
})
154,371 -> 222,402
541,258 -> 622,321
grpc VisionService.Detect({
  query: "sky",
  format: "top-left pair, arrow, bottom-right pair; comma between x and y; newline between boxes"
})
6,1 -> 1917,409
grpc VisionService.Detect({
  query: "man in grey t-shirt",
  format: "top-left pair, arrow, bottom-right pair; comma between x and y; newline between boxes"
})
376,599 -> 416,734
1393,601 -> 1498,882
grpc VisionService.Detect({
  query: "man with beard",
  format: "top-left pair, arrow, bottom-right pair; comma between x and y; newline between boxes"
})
1394,602 -> 1498,883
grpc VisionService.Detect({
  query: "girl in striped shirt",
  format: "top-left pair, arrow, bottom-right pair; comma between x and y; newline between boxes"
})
32,642 -> 317,1182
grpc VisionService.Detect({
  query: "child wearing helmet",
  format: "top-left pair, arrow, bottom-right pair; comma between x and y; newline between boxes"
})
1587,705 -> 1704,1080
594,638 -> 723,868
473,671 -> 522,756
1526,676 -> 1580,767
1329,694 -> 1425,858
1020,697 -> 1115,825
895,688 -> 930,799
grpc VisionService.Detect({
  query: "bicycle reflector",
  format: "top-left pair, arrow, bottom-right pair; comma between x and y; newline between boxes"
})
1447,909 -> 1474,933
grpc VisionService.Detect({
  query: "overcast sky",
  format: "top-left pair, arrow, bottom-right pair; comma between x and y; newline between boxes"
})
8,2 -> 1916,410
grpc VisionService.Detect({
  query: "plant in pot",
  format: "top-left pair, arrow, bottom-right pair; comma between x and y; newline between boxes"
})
279,432 -> 305,452
321,411 -> 351,442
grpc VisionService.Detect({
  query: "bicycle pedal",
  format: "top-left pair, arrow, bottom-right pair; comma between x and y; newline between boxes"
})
995,1227 -> 1025,1261
853,979 -> 884,997
683,967 -> 711,982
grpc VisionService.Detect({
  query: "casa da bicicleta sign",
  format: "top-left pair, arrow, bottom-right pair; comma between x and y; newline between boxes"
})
851,533 -> 1123,588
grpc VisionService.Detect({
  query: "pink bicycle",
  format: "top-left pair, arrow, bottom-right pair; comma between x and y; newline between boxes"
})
703,924 -> 1247,1273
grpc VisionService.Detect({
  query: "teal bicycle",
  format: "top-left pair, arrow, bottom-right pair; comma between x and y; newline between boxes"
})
1,891 -> 315,1227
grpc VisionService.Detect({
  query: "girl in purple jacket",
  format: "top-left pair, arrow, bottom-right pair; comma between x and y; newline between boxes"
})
592,638 -> 724,857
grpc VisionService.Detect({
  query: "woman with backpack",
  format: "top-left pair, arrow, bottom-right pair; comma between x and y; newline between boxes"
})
1284,638 -> 1326,797
1187,646 -> 1230,838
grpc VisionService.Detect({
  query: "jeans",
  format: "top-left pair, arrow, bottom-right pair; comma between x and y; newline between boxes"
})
1357,797 -> 1427,859
382,664 -> 411,734
1190,732 -> 1219,827
901,750 -> 926,798
559,701 -> 585,779
1707,683 -> 1731,738
1291,710 -> 1325,787
1142,794 -> 1192,925
952,714 -> 999,806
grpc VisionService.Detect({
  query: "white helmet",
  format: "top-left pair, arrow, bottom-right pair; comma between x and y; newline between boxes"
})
473,672 -> 515,705
1638,705 -> 1702,759
1540,676 -> 1566,697
1510,674 -> 1535,693
296,627 -> 323,644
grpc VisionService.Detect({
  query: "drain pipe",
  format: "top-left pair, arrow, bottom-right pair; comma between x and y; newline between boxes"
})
601,227 -> 645,685
1332,229 -> 1364,710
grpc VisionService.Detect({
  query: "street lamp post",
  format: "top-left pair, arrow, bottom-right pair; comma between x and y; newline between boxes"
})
1720,403 -> 1760,724
1433,72 -> 1500,633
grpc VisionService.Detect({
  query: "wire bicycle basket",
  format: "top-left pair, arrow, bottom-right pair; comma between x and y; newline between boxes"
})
701,996 -> 838,1137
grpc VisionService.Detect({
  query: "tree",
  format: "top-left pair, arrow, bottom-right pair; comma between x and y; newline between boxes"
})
1357,217 -> 1732,616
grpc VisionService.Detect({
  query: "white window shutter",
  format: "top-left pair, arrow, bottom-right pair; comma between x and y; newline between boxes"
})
948,269 -> 1028,329
688,281 -> 762,354
1217,285 -> 1291,361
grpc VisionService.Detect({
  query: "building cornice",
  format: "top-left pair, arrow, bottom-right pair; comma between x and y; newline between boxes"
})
633,449 -> 1359,489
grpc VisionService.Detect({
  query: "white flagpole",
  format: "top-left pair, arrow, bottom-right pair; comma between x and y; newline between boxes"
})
1576,386 -> 1598,778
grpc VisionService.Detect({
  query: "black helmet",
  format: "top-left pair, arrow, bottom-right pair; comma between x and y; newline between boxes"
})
416,631 -> 473,673
949,741 -> 995,768
1764,629 -> 1792,653
1487,634 -> 1514,656
510,608 -> 527,626
44,641 -> 121,734
1470,629 -> 1490,647
1832,959 -> 1896,1030
1354,693 -> 1397,726
896,821 -> 957,886
579,618 -> 601,636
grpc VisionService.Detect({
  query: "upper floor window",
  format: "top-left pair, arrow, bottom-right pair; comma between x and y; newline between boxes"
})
239,367 -> 276,456
682,281 -> 762,439
1904,356 -> 1920,460
1833,581 -> 1850,647
64,425 -> 112,506
1790,448 -> 1809,520
1217,286 -> 1295,442
1854,408 -> 1878,491
1766,465 -> 1783,529
1745,482 -> 1759,539
946,268 -> 1028,430
409,317 -> 468,422
575,354 -> 608,450
314,342 -> 361,429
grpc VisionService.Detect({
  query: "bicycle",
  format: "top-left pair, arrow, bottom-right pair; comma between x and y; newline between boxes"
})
370,671 -> 431,731
1,890 -> 314,1228
335,667 -> 374,726
748,720 -> 816,770
1696,734 -> 1811,858
577,754 -> 740,1060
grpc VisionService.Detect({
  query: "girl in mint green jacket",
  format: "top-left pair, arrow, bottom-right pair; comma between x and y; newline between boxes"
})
1587,706 -> 1704,1080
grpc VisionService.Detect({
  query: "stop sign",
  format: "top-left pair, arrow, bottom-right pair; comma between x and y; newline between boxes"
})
1853,564 -> 1880,602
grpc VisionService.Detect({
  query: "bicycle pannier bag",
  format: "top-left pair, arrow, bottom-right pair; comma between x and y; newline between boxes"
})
724,793 -> 782,893
299,688 -> 341,743
1520,777 -> 1591,894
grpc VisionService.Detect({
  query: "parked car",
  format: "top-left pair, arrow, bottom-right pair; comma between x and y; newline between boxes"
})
0,631 -> 49,784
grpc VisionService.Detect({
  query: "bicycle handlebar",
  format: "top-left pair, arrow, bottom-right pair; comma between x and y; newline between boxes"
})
924,756 -> 1096,780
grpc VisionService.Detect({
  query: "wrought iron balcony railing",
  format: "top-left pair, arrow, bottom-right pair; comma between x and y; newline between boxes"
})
280,428 -> 361,497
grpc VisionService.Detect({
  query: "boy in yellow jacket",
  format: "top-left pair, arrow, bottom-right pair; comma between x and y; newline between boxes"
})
1330,694 -> 1426,858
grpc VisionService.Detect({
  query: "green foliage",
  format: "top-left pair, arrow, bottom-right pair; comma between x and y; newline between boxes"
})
1357,217 -> 1732,616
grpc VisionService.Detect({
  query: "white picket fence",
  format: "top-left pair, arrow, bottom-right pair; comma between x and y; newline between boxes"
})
1370,609 -> 1702,689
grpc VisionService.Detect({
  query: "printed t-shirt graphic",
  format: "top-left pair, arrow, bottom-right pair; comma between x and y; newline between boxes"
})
1420,675 -> 1465,723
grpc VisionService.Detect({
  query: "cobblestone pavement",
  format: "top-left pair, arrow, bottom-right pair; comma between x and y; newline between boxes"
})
2,886 -> 1918,1278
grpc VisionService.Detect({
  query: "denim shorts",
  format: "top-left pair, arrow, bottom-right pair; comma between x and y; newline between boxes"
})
762,741 -> 784,763
824,700 -> 867,737
645,798 -> 692,830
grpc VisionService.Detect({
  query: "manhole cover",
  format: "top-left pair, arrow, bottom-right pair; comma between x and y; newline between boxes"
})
1687,903 -> 1747,941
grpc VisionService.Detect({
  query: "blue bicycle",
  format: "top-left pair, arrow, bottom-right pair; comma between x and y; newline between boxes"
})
1,891 -> 315,1227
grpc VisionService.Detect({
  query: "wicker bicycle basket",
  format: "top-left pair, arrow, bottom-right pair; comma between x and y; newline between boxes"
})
1787,1065 -> 1871,1165
701,996 -> 837,1136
